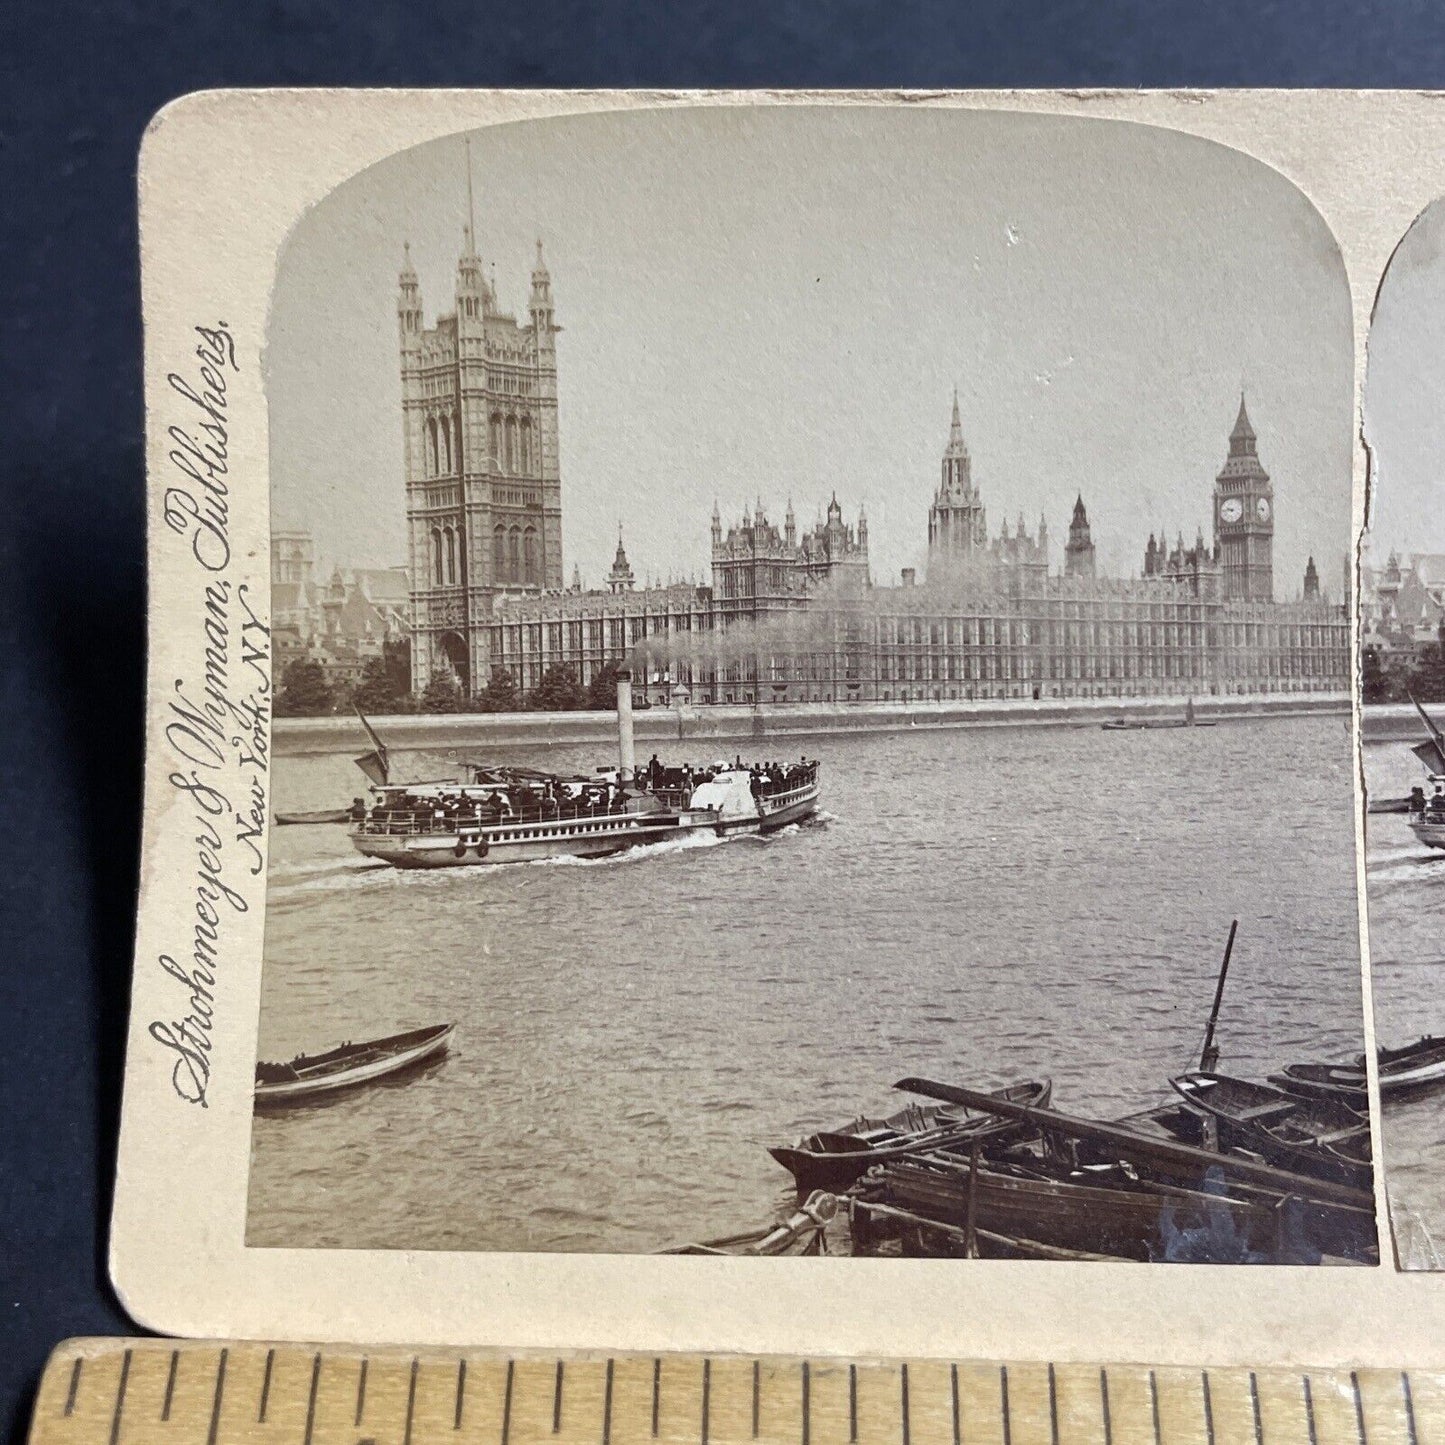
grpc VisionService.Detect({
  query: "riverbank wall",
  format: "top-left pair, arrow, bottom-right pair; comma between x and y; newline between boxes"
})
1361,703 -> 1442,744
273,692 -> 1352,756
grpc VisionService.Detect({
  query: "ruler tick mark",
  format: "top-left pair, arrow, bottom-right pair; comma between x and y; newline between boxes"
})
950,1364 -> 960,1445
503,1360 -> 515,1445
851,1363 -> 859,1445
206,1350 -> 228,1445
901,1363 -> 911,1445
456,1359 -> 468,1432
1000,1366 -> 1011,1445
63,1358 -> 82,1418
259,1348 -> 276,1423
602,1359 -> 614,1445
553,1361 -> 565,1434
802,1361 -> 811,1445
1250,1371 -> 1263,1445
1202,1371 -> 1215,1445
702,1359 -> 711,1445
405,1358 -> 419,1445
651,1359 -> 660,1438
754,1360 -> 761,1439
1352,1371 -> 1367,1445
162,1350 -> 179,1421
356,1357 -> 369,1427
1100,1368 -> 1113,1445
1148,1370 -> 1161,1445
108,1349 -> 131,1445
303,1353 -> 322,1445
1048,1364 -> 1058,1445
1403,1373 -> 1420,1445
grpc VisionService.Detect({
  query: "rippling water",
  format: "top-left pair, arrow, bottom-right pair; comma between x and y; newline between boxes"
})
1362,742 -> 1445,1267
246,715 -> 1365,1253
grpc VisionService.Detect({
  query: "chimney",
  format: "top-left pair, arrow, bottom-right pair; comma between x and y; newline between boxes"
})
615,666 -> 636,783
901,567 -> 916,588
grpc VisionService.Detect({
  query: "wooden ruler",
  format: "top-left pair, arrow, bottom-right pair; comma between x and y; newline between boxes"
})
25,1339 -> 1439,1445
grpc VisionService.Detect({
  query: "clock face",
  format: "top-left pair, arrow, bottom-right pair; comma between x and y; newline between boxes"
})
1219,497 -> 1244,524
1256,496 -> 1272,521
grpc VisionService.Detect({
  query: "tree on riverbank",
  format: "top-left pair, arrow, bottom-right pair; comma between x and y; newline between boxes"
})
530,664 -> 587,711
352,639 -> 413,713
474,667 -> 520,713
275,659 -> 334,716
420,670 -> 464,713
586,661 -> 622,710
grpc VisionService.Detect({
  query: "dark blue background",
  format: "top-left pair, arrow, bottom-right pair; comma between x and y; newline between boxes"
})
4,3 -> 1444,1440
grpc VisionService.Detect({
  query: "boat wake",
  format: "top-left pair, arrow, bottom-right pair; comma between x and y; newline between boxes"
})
1367,848 -> 1445,886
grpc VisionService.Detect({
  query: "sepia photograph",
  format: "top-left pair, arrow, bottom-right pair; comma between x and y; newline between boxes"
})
1360,196 -> 1445,1268
243,106 -> 1372,1266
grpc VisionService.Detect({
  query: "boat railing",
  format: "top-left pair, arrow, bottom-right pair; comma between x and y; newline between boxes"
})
355,799 -> 642,836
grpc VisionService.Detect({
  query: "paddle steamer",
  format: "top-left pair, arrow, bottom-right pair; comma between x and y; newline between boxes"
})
347,669 -> 820,869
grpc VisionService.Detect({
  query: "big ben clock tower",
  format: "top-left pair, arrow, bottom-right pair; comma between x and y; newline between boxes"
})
1213,394 -> 1274,602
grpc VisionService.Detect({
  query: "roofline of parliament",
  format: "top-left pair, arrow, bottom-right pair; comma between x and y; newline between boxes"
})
397,221 -> 1347,703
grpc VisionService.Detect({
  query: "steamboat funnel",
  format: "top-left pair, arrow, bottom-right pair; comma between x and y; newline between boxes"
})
616,666 -> 636,783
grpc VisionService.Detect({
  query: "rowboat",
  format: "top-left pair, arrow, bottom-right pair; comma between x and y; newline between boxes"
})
1267,1062 -> 1366,1107
274,808 -> 351,826
768,1079 -> 1051,1194
1377,1035 -> 1445,1095
254,1023 -> 454,1105
1272,1037 -> 1445,1104
1169,1072 -> 1370,1190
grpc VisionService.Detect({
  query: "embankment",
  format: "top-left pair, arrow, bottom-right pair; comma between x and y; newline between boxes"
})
274,692 -> 1352,756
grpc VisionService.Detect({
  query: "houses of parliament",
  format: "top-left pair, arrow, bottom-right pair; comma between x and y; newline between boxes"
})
399,235 -> 1348,706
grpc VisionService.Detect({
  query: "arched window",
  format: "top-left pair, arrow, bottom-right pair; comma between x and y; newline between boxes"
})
426,417 -> 439,478
456,528 -> 466,586
523,526 -> 537,584
505,416 -> 518,475
440,416 -> 452,475
431,528 -> 444,586
452,411 -> 463,474
444,526 -> 457,585
508,526 -> 521,583
493,525 -> 506,584
519,418 -> 532,475
490,415 -> 503,469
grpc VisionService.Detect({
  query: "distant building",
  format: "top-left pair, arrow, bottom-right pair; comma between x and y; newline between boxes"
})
270,529 -> 409,690
1361,549 -> 1445,662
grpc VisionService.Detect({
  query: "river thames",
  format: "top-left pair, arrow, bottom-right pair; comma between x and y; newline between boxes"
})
1362,739 -> 1445,1268
247,713 -> 1366,1254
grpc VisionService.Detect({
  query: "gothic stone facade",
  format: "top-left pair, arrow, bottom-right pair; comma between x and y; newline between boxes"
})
401,233 -> 560,693
400,240 -> 1345,704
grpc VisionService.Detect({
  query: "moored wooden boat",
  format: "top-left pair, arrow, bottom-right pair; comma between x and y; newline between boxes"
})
768,1079 -> 1051,1194
1377,1035 -> 1445,1095
255,1023 -> 455,1105
1266,1061 -> 1367,1107
1169,1072 -> 1370,1190
1271,1036 -> 1445,1105
855,1151 -> 1296,1263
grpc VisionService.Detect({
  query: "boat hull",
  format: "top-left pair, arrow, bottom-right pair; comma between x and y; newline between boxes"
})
255,1023 -> 454,1105
351,785 -> 820,868
1409,817 -> 1445,850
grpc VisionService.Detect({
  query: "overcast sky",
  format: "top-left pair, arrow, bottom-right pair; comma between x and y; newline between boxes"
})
1365,198 -> 1445,564
268,105 -> 1353,598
